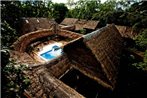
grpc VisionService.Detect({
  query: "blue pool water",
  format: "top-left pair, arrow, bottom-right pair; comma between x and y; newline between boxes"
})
41,51 -> 55,60
40,45 -> 62,61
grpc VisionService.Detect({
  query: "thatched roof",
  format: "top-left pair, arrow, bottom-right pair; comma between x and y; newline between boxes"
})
83,20 -> 99,30
9,50 -> 40,65
75,19 -> 99,30
60,18 -> 78,25
64,37 -> 112,89
20,18 -> 55,34
25,54 -> 85,98
64,24 -> 123,89
84,24 -> 123,87
75,19 -> 87,30
60,18 -> 99,30
114,25 -> 138,38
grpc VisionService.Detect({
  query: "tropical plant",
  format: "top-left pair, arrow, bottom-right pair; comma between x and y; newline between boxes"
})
67,0 -> 100,19
134,29 -> 147,51
1,50 -> 30,98
1,21 -> 18,49
52,3 -> 68,23
132,50 -> 147,71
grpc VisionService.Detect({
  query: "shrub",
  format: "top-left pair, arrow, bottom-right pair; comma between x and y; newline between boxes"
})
132,50 -> 147,71
1,50 -> 30,98
134,29 -> 147,51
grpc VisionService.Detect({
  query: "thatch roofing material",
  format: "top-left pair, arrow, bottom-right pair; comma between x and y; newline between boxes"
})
75,19 -> 87,30
75,19 -> 99,30
25,66 -> 48,98
9,50 -> 39,65
60,18 -> 78,25
20,18 -> 55,34
26,65 -> 84,98
63,37 -> 112,89
84,24 -> 123,87
83,20 -> 99,30
115,25 -> 138,38
37,18 -> 54,29
59,30 -> 83,39
64,24 -> 123,90
37,68 -> 85,98
45,54 -> 72,78
60,18 -> 99,31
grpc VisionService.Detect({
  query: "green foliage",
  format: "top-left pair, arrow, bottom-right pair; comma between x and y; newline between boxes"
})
67,0 -> 147,28
67,0 -> 124,26
1,0 -> 68,27
144,51 -> 147,64
132,50 -> 147,71
1,1 -> 22,29
52,3 -> 68,23
21,1 -> 54,18
67,0 -> 100,19
1,21 -> 18,49
128,2 -> 147,29
1,50 -> 30,98
134,29 -> 147,51
80,29 -> 86,34
2,59 -> 30,98
129,28 -> 147,71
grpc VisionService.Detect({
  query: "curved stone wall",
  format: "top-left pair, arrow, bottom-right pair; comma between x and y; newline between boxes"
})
11,29 -> 54,52
11,29 -> 82,52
